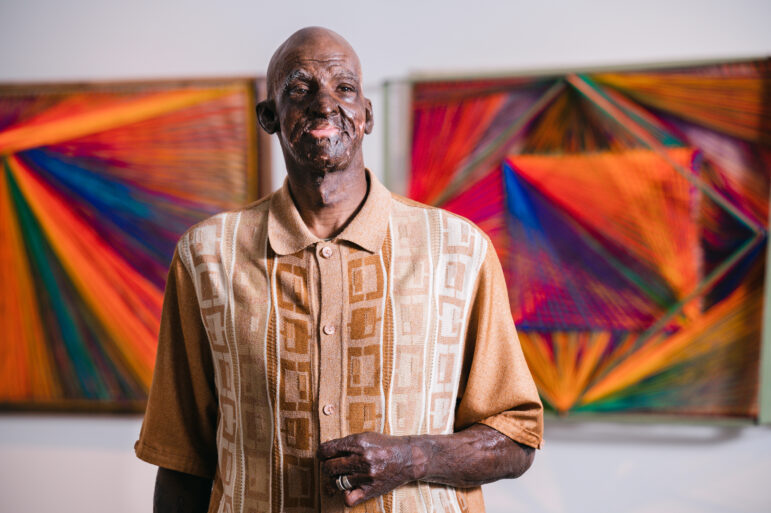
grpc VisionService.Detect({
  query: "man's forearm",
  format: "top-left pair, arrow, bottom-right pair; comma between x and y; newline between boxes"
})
154,467 -> 213,513
319,423 -> 535,506
409,423 -> 535,488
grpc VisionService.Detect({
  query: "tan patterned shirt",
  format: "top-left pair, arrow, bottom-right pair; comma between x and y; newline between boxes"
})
135,171 -> 543,513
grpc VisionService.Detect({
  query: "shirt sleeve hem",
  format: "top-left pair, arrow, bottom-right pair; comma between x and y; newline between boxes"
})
134,439 -> 216,479
477,416 -> 543,450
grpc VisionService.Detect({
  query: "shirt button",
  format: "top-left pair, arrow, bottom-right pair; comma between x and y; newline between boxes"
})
323,324 -> 336,335
322,404 -> 336,416
320,246 -> 333,259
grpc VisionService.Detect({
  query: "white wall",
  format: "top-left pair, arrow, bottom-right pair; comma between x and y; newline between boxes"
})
2,415 -> 771,513
1,1 -> 770,512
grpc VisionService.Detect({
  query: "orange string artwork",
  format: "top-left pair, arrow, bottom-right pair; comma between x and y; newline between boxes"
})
0,80 -> 258,410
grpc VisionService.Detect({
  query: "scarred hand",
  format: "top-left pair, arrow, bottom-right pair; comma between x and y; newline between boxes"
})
318,432 -> 426,507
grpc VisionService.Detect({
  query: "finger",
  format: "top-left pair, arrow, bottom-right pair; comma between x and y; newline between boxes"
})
318,434 -> 361,460
320,455 -> 367,477
318,438 -> 343,460
345,473 -> 373,489
344,488 -> 367,507
325,472 -> 372,497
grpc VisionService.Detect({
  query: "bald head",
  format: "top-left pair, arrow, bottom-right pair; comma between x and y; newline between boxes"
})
266,27 -> 362,100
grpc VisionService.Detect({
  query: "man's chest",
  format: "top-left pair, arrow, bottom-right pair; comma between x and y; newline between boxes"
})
184,209 -> 489,440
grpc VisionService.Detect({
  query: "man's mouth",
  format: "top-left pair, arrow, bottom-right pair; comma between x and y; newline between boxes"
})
307,122 -> 340,138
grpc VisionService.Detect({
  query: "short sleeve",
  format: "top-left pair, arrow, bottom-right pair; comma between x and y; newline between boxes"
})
454,242 -> 544,449
134,248 -> 218,478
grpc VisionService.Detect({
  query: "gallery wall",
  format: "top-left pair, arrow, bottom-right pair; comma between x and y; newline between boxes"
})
1,1 -> 770,512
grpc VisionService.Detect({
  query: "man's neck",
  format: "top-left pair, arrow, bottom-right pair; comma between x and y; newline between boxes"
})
286,166 -> 369,240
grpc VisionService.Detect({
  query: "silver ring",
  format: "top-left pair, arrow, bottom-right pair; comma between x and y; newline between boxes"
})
335,474 -> 353,491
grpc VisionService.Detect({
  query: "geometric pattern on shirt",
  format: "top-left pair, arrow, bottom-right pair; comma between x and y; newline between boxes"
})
235,203 -> 274,513
276,249 -> 316,512
344,246 -> 388,513
180,211 -> 243,513
388,200 -> 486,513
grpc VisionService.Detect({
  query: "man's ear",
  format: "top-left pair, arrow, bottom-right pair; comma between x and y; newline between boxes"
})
364,98 -> 374,135
257,100 -> 279,134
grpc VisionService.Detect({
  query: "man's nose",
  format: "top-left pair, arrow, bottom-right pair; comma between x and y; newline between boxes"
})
309,89 -> 336,116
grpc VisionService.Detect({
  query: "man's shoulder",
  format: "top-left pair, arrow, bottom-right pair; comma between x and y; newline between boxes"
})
176,193 -> 274,256
389,193 -> 492,245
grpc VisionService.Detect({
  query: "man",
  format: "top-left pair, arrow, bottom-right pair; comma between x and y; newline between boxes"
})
136,27 -> 543,513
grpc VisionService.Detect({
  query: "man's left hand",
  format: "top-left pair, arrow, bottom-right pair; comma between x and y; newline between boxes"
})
318,432 -> 425,507
318,424 -> 536,507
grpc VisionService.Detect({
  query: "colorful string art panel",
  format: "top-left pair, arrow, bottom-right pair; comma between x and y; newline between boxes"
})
408,59 -> 770,418
0,79 -> 260,411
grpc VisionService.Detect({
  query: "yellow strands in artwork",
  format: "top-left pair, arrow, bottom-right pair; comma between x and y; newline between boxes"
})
0,88 -> 235,155
581,283 -> 760,405
520,332 -> 612,412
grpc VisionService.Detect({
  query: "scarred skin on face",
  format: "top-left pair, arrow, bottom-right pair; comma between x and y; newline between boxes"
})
267,31 -> 371,174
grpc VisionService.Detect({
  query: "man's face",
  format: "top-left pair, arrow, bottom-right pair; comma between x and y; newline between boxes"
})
261,36 -> 373,174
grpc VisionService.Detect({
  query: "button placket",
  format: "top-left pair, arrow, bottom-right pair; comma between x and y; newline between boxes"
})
315,241 -> 343,450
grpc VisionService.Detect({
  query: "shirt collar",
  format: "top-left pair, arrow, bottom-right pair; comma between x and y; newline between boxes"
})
267,169 -> 392,256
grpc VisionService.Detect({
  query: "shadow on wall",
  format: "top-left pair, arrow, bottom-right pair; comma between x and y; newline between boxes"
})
543,418 -> 771,446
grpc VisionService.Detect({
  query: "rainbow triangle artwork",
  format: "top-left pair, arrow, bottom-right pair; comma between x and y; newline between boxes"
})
408,59 -> 770,417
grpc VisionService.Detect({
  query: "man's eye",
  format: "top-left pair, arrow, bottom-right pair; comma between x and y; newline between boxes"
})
289,86 -> 309,95
338,85 -> 355,93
